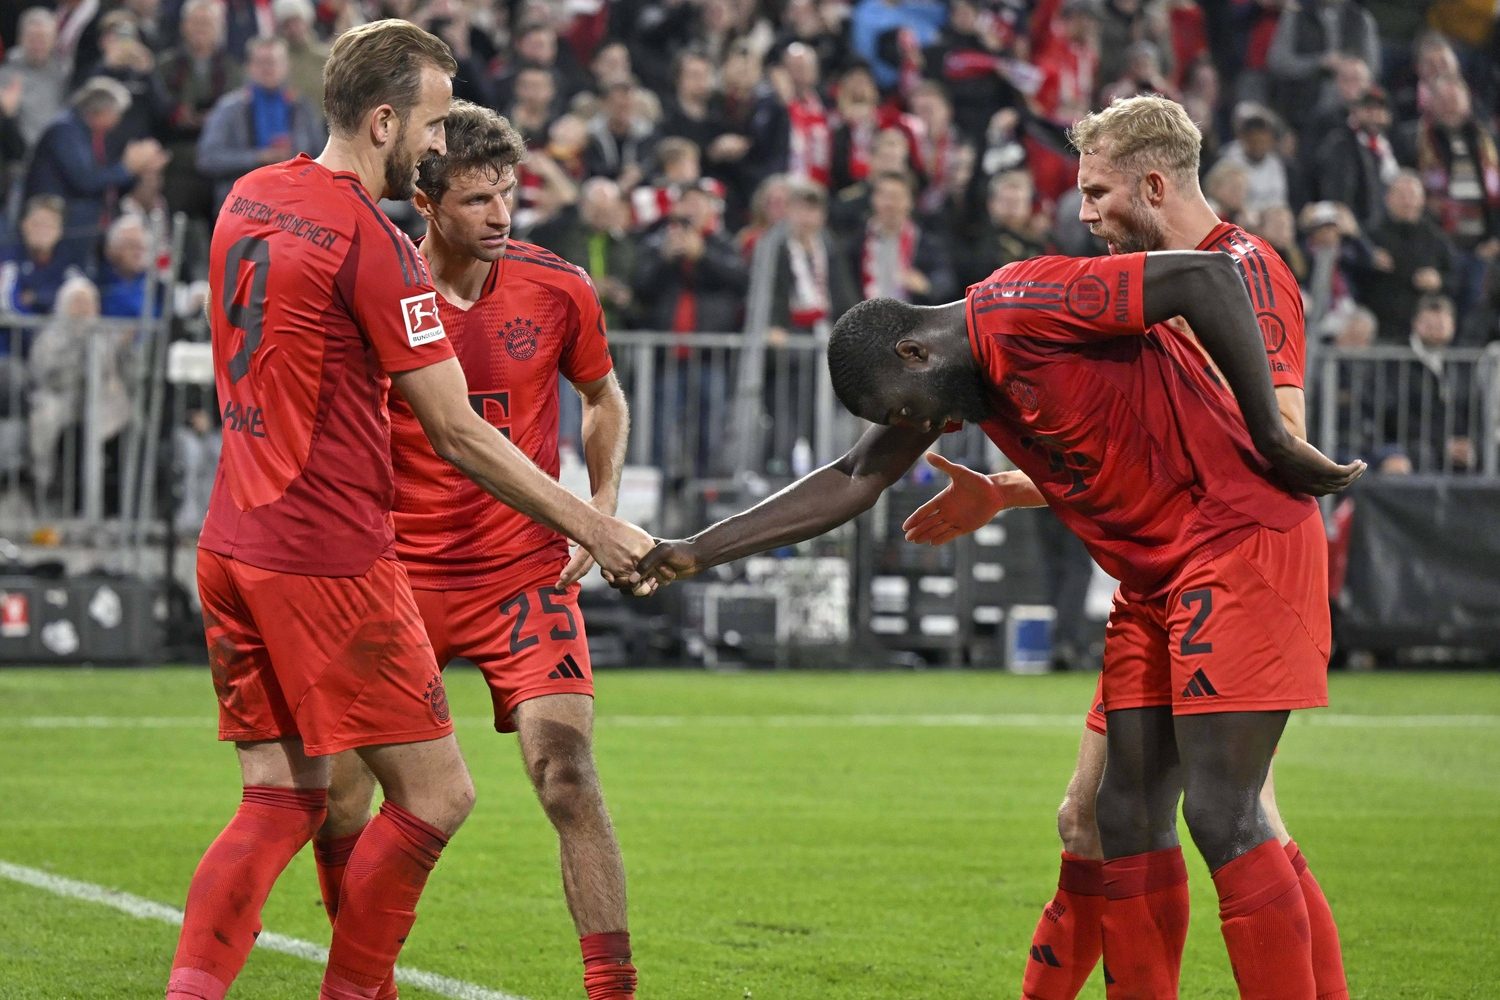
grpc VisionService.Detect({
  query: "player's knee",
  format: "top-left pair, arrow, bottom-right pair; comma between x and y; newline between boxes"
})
430,772 -> 477,835
529,746 -> 600,829
1181,786 -> 1259,862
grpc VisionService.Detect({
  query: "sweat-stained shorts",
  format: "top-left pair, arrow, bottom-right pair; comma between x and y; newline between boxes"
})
1094,510 -> 1331,724
413,568 -> 593,734
198,550 -> 453,757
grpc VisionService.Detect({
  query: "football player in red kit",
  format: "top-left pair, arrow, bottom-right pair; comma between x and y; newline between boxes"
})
314,102 -> 637,1000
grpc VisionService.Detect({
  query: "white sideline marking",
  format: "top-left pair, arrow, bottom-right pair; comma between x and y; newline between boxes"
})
4,712 -> 1498,730
0,861 -> 528,1000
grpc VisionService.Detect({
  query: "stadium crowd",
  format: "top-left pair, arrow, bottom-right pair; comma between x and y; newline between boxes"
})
0,0 -> 1497,486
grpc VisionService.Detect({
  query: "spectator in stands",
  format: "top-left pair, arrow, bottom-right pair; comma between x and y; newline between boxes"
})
848,0 -> 946,93
767,180 -> 857,343
0,8 -> 69,150
413,0 -> 493,107
0,77 -> 26,210
505,64 -> 559,147
96,214 -> 158,319
1096,0 -> 1175,92
1033,0 -> 1103,129
1318,301 -> 1384,466
956,170 -> 1048,291
1388,293 -> 1473,473
493,20 -> 591,110
272,0 -> 330,121
780,43 -> 833,190
772,0 -> 850,85
156,0 -> 241,232
906,80 -> 969,218
1302,199 -> 1368,330
1099,39 -> 1177,106
512,115 -> 584,236
25,77 -> 170,268
1257,202 -> 1310,285
716,41 -> 790,229
850,170 -> 954,306
84,11 -> 169,151
632,182 -> 748,336
1393,73 -> 1500,320
831,125 -> 912,238
631,136 -> 703,231
28,274 -> 129,505
529,176 -> 637,331
1266,0 -> 1381,135
660,49 -> 726,158
1312,83 -> 1399,232
1202,156 -> 1251,225
1218,104 -> 1290,218
632,182 -> 748,469
0,196 -> 74,325
737,173 -> 792,258
828,62 -> 883,195
922,0 -> 1026,144
762,180 -> 857,458
1393,30 -> 1458,123
196,36 -> 324,215
1302,55 -> 1374,150
1359,170 -> 1456,342
584,79 -> 658,196
589,40 -> 635,92
1180,56 -> 1227,161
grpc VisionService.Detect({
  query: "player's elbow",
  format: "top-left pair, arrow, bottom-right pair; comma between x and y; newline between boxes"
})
423,410 -> 486,471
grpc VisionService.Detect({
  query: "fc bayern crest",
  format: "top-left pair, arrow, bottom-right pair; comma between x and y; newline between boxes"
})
502,317 -> 541,361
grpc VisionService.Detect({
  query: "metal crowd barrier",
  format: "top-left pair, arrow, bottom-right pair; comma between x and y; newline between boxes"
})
1313,344 -> 1500,476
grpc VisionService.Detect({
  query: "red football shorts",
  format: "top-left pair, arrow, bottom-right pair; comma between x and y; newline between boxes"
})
413,570 -> 593,733
1101,510 -> 1331,716
197,550 -> 453,756
1085,674 -> 1107,734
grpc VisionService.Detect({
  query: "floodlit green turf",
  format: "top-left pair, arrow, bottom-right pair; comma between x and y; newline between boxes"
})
2,667 -> 1498,999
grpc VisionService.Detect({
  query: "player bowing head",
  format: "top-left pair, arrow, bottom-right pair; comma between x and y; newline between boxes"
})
827,297 -> 993,433
414,99 -> 525,263
322,17 -> 456,200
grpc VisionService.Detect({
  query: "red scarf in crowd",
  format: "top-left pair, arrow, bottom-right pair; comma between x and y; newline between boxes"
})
787,94 -> 831,187
1417,119 -> 1500,241
787,236 -> 830,328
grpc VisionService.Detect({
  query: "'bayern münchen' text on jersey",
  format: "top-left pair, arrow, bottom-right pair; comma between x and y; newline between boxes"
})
199,155 -> 455,576
390,240 -> 613,589
966,252 -> 1314,597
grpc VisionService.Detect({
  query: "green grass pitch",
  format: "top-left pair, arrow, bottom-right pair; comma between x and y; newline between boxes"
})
2,666 -> 1498,999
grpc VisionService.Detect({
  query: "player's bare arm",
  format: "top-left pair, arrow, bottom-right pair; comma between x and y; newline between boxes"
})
1140,251 -> 1363,496
393,358 -> 653,583
638,423 -> 940,582
558,371 -> 631,587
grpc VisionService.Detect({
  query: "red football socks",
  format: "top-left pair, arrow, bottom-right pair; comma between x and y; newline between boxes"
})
581,931 -> 637,1000
1284,840 -> 1349,1000
1022,851 -> 1106,999
166,785 -> 328,1000
1212,839 -> 1315,999
321,801 -> 448,1000
1100,846 -> 1190,999
314,825 -> 396,999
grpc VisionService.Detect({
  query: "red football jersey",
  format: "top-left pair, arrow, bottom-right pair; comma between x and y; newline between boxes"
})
1169,221 -> 1306,390
199,155 -> 455,576
391,240 -> 613,589
966,252 -> 1314,597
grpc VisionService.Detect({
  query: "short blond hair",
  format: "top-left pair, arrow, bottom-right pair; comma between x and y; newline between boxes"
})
1068,94 -> 1202,186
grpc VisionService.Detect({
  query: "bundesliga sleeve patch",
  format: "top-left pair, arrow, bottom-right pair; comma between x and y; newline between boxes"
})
400,291 -> 447,347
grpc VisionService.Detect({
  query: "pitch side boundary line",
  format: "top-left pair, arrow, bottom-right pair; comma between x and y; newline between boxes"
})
3,713 -> 1497,729
0,861 -> 529,1000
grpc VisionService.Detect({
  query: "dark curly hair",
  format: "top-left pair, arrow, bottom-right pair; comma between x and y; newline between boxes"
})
827,298 -> 922,421
415,99 -> 527,202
